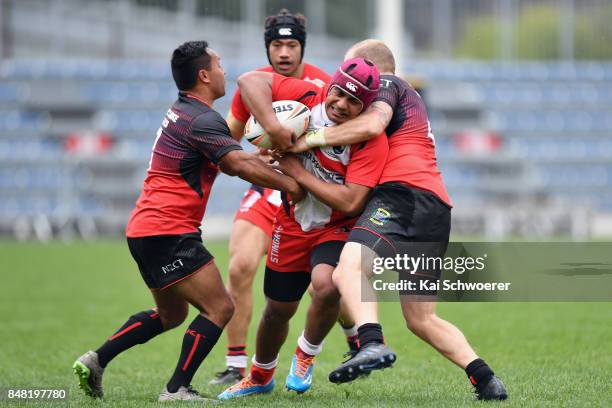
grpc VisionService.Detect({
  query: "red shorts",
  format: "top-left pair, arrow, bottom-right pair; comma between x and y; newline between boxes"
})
266,209 -> 356,273
233,186 -> 282,237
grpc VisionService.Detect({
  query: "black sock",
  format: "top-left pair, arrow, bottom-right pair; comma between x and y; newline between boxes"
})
96,309 -> 164,368
166,315 -> 222,393
465,358 -> 494,389
357,323 -> 384,348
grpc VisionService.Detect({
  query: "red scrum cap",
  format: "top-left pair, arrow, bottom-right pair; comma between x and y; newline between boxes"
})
328,57 -> 380,110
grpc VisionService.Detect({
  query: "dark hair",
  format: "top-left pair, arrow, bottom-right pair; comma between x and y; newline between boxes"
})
264,9 -> 307,63
171,41 -> 212,91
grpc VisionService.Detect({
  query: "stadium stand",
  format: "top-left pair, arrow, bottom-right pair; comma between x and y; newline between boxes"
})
2,59 -> 611,239
2,0 -> 611,239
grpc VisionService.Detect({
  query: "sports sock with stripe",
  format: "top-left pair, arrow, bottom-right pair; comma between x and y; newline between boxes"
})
96,309 -> 164,368
166,315 -> 222,393
465,358 -> 494,389
226,345 -> 247,374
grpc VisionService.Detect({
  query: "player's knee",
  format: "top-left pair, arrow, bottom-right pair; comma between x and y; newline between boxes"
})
157,306 -> 188,330
405,312 -> 434,336
228,254 -> 259,287
215,296 -> 235,325
332,265 -> 348,287
312,280 -> 340,305
262,302 -> 294,325
193,294 -> 235,326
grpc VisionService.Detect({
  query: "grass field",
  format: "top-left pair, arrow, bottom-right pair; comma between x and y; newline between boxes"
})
1,240 -> 611,407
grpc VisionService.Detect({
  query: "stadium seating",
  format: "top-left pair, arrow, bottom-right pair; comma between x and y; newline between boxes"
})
1,60 -> 611,238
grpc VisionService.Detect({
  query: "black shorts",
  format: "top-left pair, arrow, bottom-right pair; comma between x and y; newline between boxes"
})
127,232 -> 214,291
349,182 -> 451,293
264,240 -> 344,302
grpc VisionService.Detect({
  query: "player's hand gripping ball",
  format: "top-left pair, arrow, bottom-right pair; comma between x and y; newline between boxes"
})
244,100 -> 311,149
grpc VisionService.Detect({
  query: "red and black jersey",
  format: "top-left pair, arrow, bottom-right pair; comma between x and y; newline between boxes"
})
126,92 -> 242,238
375,75 -> 451,207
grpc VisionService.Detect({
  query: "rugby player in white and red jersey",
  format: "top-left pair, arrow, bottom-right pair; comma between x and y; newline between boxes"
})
71,41 -> 304,402
218,58 -> 389,400
293,40 -> 508,401
212,9 -> 360,385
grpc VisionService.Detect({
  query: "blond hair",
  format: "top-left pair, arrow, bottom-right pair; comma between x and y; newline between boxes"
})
345,39 -> 396,74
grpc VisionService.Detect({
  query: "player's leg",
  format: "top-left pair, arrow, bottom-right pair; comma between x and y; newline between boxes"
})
218,268 -> 309,400
328,241 -> 396,384
161,259 -> 234,399
218,216 -> 312,400
252,296 -> 301,374
73,236 -> 186,399
306,281 -> 358,357
303,263 -> 341,346
73,305 -> 170,399
401,299 -> 477,367
400,298 -> 507,400
287,240 -> 343,393
332,241 -> 380,326
337,298 -> 359,356
218,299 -> 301,400
329,185 -> 411,383
211,219 -> 269,385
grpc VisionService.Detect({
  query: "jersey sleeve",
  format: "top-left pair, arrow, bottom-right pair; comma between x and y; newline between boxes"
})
229,88 -> 251,123
373,76 -> 401,111
190,110 -> 243,164
345,133 -> 389,187
271,73 -> 321,108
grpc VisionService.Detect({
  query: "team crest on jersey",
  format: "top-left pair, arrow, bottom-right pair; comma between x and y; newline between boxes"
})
369,208 -> 390,226
332,146 -> 345,155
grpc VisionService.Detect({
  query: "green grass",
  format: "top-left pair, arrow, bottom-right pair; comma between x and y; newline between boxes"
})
1,240 -> 611,407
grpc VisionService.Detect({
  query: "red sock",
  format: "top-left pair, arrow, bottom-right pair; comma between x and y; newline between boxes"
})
250,364 -> 275,384
295,345 -> 314,359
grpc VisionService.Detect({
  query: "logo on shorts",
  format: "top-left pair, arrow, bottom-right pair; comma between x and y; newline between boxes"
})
162,259 -> 184,274
269,225 -> 283,264
369,208 -> 390,226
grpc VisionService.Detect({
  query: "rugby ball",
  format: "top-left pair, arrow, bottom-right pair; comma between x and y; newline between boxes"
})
244,100 -> 311,148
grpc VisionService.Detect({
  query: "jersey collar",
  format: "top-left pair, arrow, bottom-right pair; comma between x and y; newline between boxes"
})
181,91 -> 211,107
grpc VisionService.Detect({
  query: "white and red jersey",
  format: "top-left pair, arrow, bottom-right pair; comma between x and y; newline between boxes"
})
271,74 -> 388,232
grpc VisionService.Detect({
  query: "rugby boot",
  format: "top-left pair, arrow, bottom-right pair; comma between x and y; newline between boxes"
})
328,342 -> 396,384
73,351 -> 104,399
285,353 -> 315,393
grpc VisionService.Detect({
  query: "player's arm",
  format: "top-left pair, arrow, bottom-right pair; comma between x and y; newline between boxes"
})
226,111 -> 246,141
226,88 -> 250,141
290,101 -> 393,153
274,155 -> 371,217
237,71 -> 294,150
191,110 -> 303,201
279,132 -> 389,214
219,150 -> 303,201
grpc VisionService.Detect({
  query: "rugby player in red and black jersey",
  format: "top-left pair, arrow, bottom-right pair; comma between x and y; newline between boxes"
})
213,9 -> 358,385
218,58 -> 388,400
292,40 -> 507,401
72,41 -> 304,402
